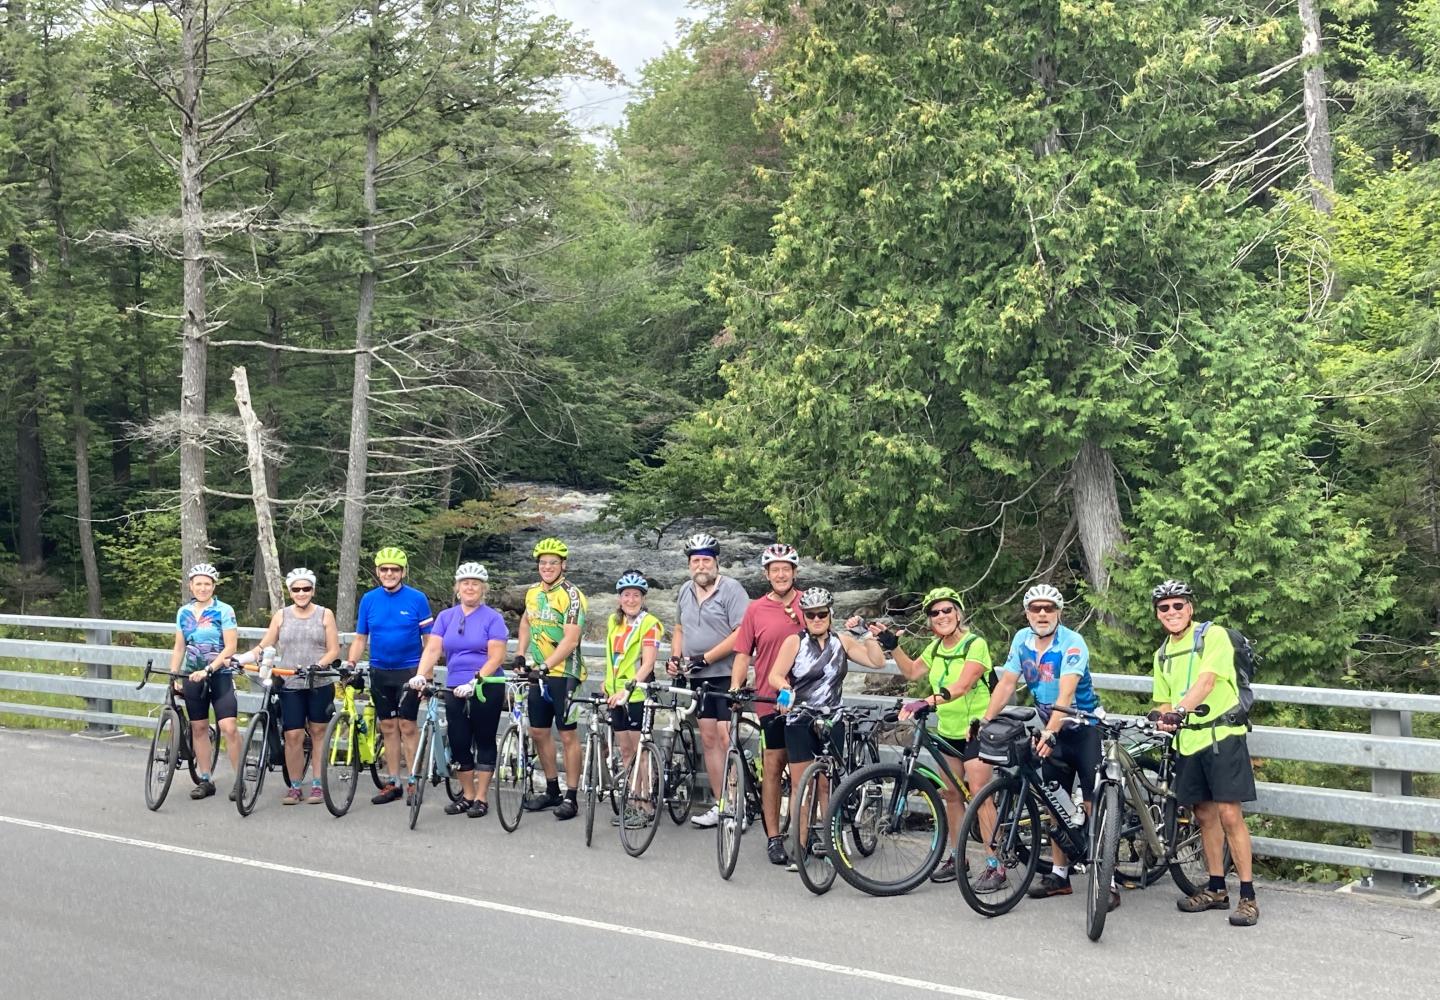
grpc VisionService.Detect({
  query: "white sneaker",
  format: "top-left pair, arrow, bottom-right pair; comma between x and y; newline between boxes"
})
691,804 -> 720,829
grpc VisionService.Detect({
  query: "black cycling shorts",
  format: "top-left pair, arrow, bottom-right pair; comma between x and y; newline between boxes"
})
528,675 -> 580,732
785,718 -> 844,764
690,680 -> 733,723
931,731 -> 981,765
371,668 -> 420,722
1174,734 -> 1258,806
446,689 -> 504,772
759,712 -> 787,754
608,701 -> 645,732
279,684 -> 335,731
1041,723 -> 1103,803
181,670 -> 237,723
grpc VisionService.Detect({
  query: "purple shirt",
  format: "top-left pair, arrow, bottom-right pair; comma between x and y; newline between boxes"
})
433,604 -> 508,687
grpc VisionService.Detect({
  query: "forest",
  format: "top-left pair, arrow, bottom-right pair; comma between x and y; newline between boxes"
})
1,1 -> 1437,694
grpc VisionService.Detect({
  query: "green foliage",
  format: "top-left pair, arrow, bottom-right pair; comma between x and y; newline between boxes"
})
96,512 -> 183,620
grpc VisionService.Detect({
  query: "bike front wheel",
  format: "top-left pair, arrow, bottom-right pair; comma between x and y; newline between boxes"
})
619,742 -> 663,858
583,735 -> 601,847
408,727 -> 431,830
235,713 -> 271,817
829,764 -> 946,897
494,728 -> 526,832
957,773 -> 1043,917
795,761 -> 836,895
1086,781 -> 1121,941
145,708 -> 181,811
320,710 -> 359,817
717,748 -> 745,880
665,726 -> 697,825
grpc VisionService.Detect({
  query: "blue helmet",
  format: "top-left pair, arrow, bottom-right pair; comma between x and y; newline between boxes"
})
615,570 -> 649,594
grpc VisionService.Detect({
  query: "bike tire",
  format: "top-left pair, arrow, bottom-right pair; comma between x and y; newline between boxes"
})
369,729 -> 386,790
795,761 -> 836,896
584,735 -> 601,847
1087,781 -> 1121,941
717,748 -> 745,880
235,713 -> 270,817
494,728 -> 525,832
957,773 -> 1043,917
320,711 -> 360,817
1167,799 -> 1230,895
408,727 -> 431,831
666,726 -> 697,825
145,708 -> 181,811
1113,757 -> 1169,888
828,763 -> 946,897
186,721 -> 221,785
620,742 -> 663,858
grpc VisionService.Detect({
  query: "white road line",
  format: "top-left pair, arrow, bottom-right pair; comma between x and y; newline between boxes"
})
2,814 -> 1021,999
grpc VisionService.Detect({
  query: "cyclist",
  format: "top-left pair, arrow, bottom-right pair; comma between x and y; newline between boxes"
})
1151,579 -> 1260,926
238,567 -> 339,805
516,537 -> 588,821
983,583 -> 1103,900
345,547 -> 433,805
414,563 -> 508,818
767,586 -> 888,865
729,542 -> 805,866
605,570 -> 664,827
166,563 -> 240,800
667,532 -> 749,829
890,586 -> 998,886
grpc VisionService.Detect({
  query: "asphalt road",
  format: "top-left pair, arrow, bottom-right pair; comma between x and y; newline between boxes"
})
0,727 -> 1433,1000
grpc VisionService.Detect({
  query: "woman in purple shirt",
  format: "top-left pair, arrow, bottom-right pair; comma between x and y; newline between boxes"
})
414,563 -> 509,817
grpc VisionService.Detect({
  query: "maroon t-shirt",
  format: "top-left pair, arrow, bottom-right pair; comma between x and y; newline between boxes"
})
733,592 -> 803,718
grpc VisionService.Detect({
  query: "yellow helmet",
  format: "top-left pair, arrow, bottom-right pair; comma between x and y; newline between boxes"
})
373,546 -> 408,569
531,537 -> 569,560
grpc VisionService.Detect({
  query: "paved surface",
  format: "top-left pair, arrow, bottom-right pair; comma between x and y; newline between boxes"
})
0,727 -> 1433,1000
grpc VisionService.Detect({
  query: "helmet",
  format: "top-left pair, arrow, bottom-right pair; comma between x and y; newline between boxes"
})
454,562 -> 489,583
531,537 -> 569,560
374,547 -> 408,569
683,532 -> 720,557
798,587 -> 833,611
284,567 -> 317,589
615,570 -> 649,594
187,563 -> 219,582
1152,579 -> 1195,604
760,543 -> 799,567
1022,584 -> 1064,610
922,586 -> 963,612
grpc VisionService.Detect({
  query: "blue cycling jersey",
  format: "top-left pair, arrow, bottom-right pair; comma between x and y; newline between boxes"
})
355,584 -> 433,670
1000,624 -> 1100,724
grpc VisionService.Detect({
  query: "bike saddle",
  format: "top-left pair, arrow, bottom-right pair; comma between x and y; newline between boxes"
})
998,706 -> 1037,722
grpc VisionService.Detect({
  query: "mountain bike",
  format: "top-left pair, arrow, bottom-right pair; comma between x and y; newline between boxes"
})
405,680 -> 465,830
319,662 -> 386,817
573,693 -> 623,847
787,703 -> 886,895
494,679 -> 542,832
616,680 -> 699,857
136,660 -> 222,811
233,660 -> 328,817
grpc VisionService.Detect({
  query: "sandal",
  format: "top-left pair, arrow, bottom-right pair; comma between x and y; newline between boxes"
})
467,798 -> 489,818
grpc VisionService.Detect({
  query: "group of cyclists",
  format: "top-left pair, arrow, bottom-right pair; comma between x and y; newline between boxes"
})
167,533 -> 1259,927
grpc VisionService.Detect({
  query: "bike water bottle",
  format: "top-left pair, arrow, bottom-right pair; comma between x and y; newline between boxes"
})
1046,780 -> 1085,829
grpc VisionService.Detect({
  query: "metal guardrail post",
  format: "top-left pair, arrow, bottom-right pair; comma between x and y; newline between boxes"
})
1356,708 -> 1432,899
82,626 -> 118,737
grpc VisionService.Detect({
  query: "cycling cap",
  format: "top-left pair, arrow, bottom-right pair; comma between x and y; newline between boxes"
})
922,586 -> 963,612
1022,584 -> 1064,610
374,547 -> 408,568
187,563 -> 220,582
684,532 -> 720,557
615,570 -> 649,594
761,543 -> 800,567
284,567 -> 317,589
454,562 -> 489,583
798,587 -> 833,611
532,537 -> 569,560
1152,579 -> 1195,604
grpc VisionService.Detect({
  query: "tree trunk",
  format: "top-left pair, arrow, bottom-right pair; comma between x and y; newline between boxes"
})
337,7 -> 383,631
231,367 -> 284,615
1071,439 -> 1127,599
178,0 -> 210,573
1298,0 -> 1334,216
73,366 -> 102,616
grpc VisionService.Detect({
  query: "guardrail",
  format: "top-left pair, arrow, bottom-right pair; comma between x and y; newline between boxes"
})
2,612 -> 1436,900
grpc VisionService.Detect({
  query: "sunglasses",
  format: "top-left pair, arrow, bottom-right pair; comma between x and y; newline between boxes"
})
377,566 -> 403,574
1026,603 -> 1058,614
927,606 -> 957,618
289,586 -> 313,594
803,610 -> 831,620
1155,601 -> 1189,613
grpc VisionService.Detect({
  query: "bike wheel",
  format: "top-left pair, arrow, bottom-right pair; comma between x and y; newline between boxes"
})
494,728 -> 525,832
717,748 -> 745,880
145,709 -> 181,810
1086,782 -> 1121,941
408,727 -> 431,831
829,764 -> 946,897
186,721 -> 221,786
620,742 -> 663,858
1167,800 -> 1230,895
235,714 -> 270,817
320,711 -> 360,817
957,774 -> 1043,917
369,730 -> 386,790
583,735 -> 602,847
795,761 -> 836,896
666,726 -> 697,825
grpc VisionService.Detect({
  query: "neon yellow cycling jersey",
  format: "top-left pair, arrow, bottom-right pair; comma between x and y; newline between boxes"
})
524,579 -> 587,681
920,632 -> 992,740
604,612 -> 664,702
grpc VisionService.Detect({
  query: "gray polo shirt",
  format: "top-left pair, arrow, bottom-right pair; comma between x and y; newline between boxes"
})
675,575 -> 750,681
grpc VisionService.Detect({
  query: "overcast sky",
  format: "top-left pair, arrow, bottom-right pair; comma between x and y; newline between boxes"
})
544,0 -> 693,133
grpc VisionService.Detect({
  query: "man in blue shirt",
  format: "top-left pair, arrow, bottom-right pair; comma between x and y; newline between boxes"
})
983,583 -> 1103,901
346,547 -> 433,805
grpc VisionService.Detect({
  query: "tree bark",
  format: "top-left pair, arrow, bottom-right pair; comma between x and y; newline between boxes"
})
1298,0 -> 1334,216
178,0 -> 211,574
231,367 -> 284,616
73,365 -> 102,615
1071,439 -> 1127,599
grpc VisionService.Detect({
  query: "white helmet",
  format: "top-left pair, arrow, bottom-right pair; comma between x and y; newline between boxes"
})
684,532 -> 720,557
284,567 -> 317,589
761,543 -> 800,567
454,562 -> 489,583
187,563 -> 220,582
1022,584 -> 1064,610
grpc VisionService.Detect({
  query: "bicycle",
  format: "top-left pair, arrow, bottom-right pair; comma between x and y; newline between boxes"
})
494,678 -> 542,832
573,692 -> 624,847
136,660 -> 223,810
711,688 -> 782,881
826,700 -> 975,896
616,680 -> 699,857
405,679 -> 465,830
233,659 -> 329,817
787,703 -> 885,895
319,662 -> 387,817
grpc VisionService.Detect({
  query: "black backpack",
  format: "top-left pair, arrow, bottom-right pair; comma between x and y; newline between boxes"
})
1157,621 -> 1258,724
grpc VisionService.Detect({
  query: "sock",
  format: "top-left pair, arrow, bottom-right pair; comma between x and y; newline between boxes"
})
1208,874 -> 1227,893
546,778 -> 561,796
382,774 -> 394,787
289,781 -> 301,790
1052,865 -> 1069,881
198,772 -> 211,782
1239,881 -> 1255,900
564,788 -> 577,802
311,778 -> 321,789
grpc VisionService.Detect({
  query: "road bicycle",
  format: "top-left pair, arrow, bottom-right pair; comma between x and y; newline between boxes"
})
233,658 -> 329,817
615,680 -> 699,857
136,660 -> 222,811
786,703 -> 885,895
318,662 -> 386,817
573,692 -> 624,847
494,679 -> 542,832
405,680 -> 465,830
826,700 -> 976,896
712,688 -> 785,880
